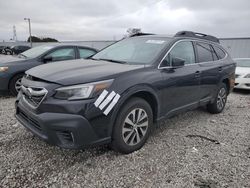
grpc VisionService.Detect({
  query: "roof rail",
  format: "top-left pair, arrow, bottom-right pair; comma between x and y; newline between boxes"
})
174,31 -> 220,43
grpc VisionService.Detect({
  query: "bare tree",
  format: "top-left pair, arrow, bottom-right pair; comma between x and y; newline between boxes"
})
124,28 -> 142,38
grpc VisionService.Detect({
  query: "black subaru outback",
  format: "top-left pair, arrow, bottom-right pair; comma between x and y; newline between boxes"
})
15,31 -> 236,154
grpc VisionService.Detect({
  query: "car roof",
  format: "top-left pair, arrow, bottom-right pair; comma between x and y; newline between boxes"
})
12,45 -> 30,47
131,34 -> 221,46
34,43 -> 98,51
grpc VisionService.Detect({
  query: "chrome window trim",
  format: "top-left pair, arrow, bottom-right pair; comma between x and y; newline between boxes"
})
158,39 -> 228,69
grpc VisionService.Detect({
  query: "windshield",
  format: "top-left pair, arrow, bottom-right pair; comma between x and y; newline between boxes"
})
235,59 -> 250,67
92,37 -> 170,64
21,45 -> 54,58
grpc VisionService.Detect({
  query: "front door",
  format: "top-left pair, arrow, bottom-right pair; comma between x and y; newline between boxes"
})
160,41 -> 201,116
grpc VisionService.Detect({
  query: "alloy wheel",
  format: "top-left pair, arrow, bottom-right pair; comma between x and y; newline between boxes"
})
122,108 -> 149,146
217,88 -> 227,110
15,78 -> 22,93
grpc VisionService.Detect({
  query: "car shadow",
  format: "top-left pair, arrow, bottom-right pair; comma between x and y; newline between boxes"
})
233,88 -> 250,95
0,93 -> 13,98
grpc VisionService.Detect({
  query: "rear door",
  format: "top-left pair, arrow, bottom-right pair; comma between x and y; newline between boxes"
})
160,40 -> 201,116
194,42 -> 225,102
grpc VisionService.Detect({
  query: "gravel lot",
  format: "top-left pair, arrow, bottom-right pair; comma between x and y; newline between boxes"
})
0,91 -> 249,187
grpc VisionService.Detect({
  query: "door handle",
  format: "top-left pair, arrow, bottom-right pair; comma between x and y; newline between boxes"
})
195,71 -> 201,78
218,67 -> 223,72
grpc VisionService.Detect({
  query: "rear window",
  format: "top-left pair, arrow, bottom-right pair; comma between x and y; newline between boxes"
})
213,46 -> 226,59
196,42 -> 214,63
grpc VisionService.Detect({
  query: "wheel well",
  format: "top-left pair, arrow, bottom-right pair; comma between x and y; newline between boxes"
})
8,72 -> 24,89
127,91 -> 158,122
222,78 -> 230,94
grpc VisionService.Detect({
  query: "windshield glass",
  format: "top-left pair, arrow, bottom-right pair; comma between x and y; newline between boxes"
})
235,59 -> 250,67
21,45 -> 54,58
92,37 -> 170,64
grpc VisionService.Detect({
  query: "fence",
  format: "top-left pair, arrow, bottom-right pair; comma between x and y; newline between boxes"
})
0,41 -> 116,50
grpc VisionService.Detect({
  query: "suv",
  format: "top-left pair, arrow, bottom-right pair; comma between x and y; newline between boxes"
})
15,31 -> 236,154
2,45 -> 30,55
9,45 -> 31,55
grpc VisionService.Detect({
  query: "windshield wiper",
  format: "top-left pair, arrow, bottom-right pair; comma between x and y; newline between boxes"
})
97,58 -> 127,64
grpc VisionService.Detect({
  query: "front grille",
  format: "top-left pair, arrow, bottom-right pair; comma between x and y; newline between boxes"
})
21,85 -> 48,108
56,131 -> 74,145
18,109 -> 42,132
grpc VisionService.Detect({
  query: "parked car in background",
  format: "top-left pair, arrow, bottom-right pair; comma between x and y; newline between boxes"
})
15,31 -> 236,154
0,46 -> 7,54
0,44 -> 98,95
234,58 -> 250,90
7,45 -> 31,55
1,46 -> 11,55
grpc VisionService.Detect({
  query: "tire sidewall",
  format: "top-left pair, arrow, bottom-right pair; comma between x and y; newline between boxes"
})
216,83 -> 228,111
9,74 -> 24,96
112,98 -> 153,154
208,83 -> 228,114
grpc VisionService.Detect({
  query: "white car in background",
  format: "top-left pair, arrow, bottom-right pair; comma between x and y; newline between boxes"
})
234,58 -> 250,90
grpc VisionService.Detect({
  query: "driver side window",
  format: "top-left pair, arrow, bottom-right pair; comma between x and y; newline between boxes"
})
45,47 -> 75,62
162,41 -> 195,67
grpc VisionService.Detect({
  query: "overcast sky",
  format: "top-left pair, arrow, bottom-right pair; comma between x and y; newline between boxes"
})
0,0 -> 250,41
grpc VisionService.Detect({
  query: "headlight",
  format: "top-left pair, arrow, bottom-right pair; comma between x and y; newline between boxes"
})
244,74 -> 250,78
0,67 -> 8,72
54,79 -> 113,100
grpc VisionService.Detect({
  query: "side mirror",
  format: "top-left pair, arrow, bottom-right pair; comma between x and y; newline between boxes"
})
172,57 -> 185,67
43,56 -> 53,63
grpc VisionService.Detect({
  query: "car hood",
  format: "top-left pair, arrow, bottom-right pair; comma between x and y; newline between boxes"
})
0,55 -> 26,65
236,67 -> 250,76
26,59 -> 145,85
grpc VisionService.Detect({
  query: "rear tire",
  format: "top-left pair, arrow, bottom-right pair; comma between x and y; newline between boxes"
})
6,51 -> 12,55
207,83 -> 228,114
9,74 -> 24,96
111,97 -> 153,154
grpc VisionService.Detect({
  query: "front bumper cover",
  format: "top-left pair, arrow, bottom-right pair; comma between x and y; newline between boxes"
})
234,78 -> 250,90
15,99 -> 111,149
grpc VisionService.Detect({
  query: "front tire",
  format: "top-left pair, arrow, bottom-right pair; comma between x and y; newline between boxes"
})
111,98 -> 153,154
9,74 -> 24,96
207,83 -> 228,114
6,51 -> 12,55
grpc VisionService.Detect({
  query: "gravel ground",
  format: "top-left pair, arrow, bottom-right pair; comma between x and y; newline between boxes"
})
0,91 -> 249,188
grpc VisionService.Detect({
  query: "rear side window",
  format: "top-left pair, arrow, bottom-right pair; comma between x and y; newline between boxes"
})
211,46 -> 219,61
196,42 -> 214,63
213,46 -> 226,59
79,48 -> 96,59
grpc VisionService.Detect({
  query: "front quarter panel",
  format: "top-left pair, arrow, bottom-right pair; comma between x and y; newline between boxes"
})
91,67 -> 164,135
0,59 -> 41,91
